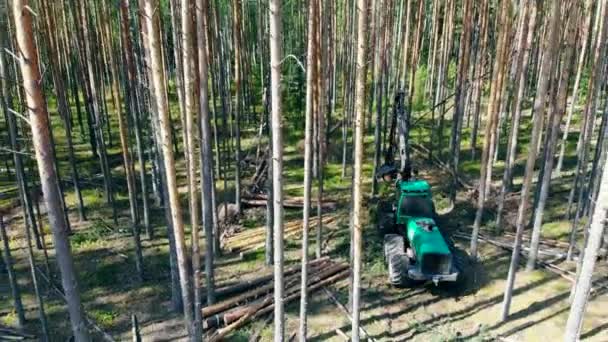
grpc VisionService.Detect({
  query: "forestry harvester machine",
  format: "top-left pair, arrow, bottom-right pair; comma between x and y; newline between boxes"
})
375,91 -> 460,287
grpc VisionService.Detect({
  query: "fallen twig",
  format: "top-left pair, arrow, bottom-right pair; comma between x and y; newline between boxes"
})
322,287 -> 377,342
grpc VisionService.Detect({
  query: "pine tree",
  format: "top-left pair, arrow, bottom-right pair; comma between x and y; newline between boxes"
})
12,0 -> 90,339
351,0 -> 369,339
144,0 -> 195,337
268,0 -> 285,339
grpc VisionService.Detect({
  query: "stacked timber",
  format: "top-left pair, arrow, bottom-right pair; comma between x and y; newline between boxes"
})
203,257 -> 349,341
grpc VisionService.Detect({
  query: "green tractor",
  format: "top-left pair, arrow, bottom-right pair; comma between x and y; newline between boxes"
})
376,171 -> 460,287
375,91 -> 460,287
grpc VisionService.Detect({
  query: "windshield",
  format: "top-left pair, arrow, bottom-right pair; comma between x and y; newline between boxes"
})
400,195 -> 434,218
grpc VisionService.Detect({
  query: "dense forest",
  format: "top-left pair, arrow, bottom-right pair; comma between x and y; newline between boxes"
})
0,0 -> 607,341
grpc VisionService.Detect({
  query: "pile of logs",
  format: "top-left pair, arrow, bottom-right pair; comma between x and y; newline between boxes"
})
204,257 -> 349,341
224,214 -> 338,256
242,192 -> 338,211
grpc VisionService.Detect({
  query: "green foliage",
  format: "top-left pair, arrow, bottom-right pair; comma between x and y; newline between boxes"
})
71,219 -> 113,248
90,308 -> 119,328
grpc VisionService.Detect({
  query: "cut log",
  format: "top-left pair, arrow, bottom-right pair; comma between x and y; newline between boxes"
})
207,269 -> 349,340
212,257 -> 329,299
203,259 -> 331,318
242,194 -> 337,210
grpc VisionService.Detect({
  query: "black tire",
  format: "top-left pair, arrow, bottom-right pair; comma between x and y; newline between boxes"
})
384,234 -> 404,262
377,212 -> 395,236
388,253 -> 416,287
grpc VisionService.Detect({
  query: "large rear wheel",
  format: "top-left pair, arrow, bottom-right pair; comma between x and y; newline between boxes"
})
384,234 -> 404,262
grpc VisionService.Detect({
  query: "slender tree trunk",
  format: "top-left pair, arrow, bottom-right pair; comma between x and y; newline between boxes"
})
495,0 -> 538,227
556,0 -> 594,176
316,0 -> 327,259
566,0 -> 608,261
351,0 -> 369,339
448,0 -> 473,203
12,0 -> 90,339
470,0 -> 511,258
371,0 -> 384,197
196,0 -> 216,313
78,0 -> 117,223
299,0 -> 318,338
501,0 -> 561,320
268,0 -> 285,339
179,0 -> 202,337
40,0 -> 86,223
564,131 -> 608,341
102,3 -> 145,280
470,0 -> 489,161
526,4 -> 579,270
233,0 -> 244,214
144,0 -> 195,338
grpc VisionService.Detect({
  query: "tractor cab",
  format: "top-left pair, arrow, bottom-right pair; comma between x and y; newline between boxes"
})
395,179 -> 435,225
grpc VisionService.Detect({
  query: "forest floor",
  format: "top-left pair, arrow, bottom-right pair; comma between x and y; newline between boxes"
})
1,99 -> 608,341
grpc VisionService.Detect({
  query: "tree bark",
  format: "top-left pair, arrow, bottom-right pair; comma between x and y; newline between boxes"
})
563,123 -> 608,341
268,0 -> 285,339
526,3 -> 579,270
12,0 -> 90,339
351,0 -> 369,339
233,0 -> 244,215
196,0 -> 216,315
144,0 -> 195,338
299,0 -> 318,338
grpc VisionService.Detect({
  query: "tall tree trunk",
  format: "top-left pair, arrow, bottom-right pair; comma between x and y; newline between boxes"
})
526,3 -> 579,270
470,0 -> 490,161
102,2 -> 144,280
144,0 -> 195,338
470,0 -> 512,258
40,0 -> 86,223
78,0 -> 117,223
351,0 -> 369,339
495,0 -> 537,227
555,0 -> 595,176
120,0 -> 152,240
179,0 -> 202,337
233,0 -> 244,214
501,0 -> 561,320
299,0 -> 318,338
196,0 -> 216,317
316,0 -> 327,259
12,0 -> 90,339
448,0 -> 473,203
564,130 -> 608,341
566,0 -> 608,261
269,0 -> 285,339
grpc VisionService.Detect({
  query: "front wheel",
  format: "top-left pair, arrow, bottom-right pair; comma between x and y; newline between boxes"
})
388,253 -> 408,286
